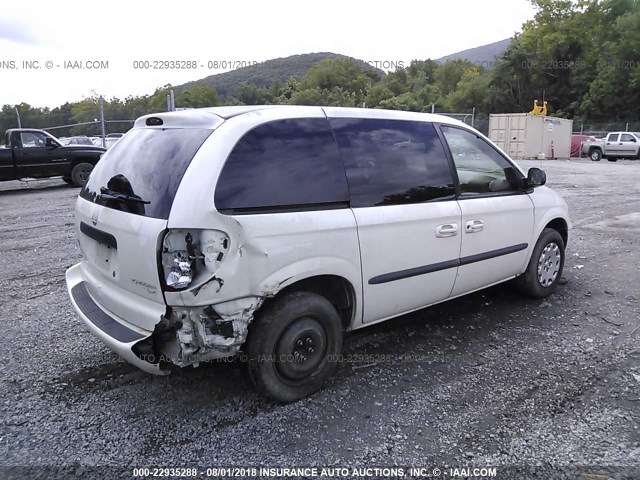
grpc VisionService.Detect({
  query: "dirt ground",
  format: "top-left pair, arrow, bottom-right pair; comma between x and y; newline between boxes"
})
1,158 -> 638,480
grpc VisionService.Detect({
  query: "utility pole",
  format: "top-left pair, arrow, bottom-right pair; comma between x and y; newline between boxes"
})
99,96 -> 106,148
166,90 -> 175,111
15,107 -> 21,128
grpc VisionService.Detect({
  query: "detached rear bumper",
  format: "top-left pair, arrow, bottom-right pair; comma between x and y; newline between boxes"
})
65,263 -> 166,375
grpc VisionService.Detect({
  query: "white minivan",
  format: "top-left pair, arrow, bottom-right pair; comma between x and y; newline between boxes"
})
66,106 -> 570,402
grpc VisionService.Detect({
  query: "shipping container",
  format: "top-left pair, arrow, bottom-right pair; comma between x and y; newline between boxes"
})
488,113 -> 573,159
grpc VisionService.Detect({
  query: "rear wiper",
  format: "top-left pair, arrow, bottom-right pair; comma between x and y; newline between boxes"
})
99,187 -> 150,204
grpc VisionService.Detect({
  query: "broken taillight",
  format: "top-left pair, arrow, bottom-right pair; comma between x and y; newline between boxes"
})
160,229 -> 229,292
165,251 -> 194,289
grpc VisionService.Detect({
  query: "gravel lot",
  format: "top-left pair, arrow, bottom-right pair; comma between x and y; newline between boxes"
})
1,158 -> 639,479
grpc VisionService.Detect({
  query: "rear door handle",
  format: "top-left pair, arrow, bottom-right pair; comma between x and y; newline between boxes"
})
465,219 -> 484,233
436,223 -> 458,238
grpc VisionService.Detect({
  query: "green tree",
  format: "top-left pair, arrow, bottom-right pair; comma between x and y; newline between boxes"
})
274,76 -> 301,103
434,60 -> 474,98
178,84 -> 220,108
581,0 -> 640,119
234,84 -> 270,105
487,0 -> 640,119
444,67 -> 491,112
379,92 -> 422,111
300,58 -> 379,105
288,88 -> 324,105
364,84 -> 395,108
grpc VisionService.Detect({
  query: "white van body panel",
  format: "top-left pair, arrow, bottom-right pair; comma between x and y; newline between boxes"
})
527,186 -> 572,240
451,194 -> 535,297
65,264 -> 165,375
172,210 -> 362,321
72,190 -> 168,331
353,202 -> 462,323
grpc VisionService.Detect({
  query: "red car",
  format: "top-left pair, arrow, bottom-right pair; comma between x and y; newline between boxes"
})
571,134 -> 598,158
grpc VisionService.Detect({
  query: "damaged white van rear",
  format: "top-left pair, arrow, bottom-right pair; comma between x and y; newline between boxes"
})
66,106 -> 570,402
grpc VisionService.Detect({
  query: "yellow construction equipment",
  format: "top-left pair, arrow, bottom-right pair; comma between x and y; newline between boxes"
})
529,100 -> 548,116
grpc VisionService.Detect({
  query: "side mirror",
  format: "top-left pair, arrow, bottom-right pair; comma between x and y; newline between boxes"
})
526,167 -> 546,187
45,137 -> 58,148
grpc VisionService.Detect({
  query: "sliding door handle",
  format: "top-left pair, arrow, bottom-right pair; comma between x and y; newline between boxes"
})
436,223 -> 458,238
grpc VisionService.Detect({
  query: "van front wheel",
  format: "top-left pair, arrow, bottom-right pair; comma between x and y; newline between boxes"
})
246,291 -> 343,402
515,228 -> 565,298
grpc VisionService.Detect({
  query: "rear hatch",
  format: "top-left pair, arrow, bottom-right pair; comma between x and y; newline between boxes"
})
76,126 -> 215,331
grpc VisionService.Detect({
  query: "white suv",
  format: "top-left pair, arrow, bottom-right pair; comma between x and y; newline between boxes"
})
66,106 -> 570,402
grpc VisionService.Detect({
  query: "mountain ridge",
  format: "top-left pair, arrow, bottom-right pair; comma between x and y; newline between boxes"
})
435,38 -> 511,67
175,39 -> 513,97
176,52 -> 385,98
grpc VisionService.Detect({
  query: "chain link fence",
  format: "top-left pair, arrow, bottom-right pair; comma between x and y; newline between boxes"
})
435,112 -> 475,127
43,120 -> 134,138
431,110 -> 640,138
573,121 -> 640,138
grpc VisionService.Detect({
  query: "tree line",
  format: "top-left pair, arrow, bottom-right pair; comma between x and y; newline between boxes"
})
1,0 -> 638,139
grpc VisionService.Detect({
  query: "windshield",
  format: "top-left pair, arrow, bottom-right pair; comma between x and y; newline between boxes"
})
79,127 -> 213,219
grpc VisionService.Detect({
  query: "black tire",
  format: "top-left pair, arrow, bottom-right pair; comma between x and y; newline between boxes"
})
515,228 -> 565,298
246,291 -> 343,402
589,149 -> 602,161
70,162 -> 94,187
61,176 -> 74,185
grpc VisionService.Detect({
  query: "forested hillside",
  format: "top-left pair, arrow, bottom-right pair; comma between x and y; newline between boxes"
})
176,53 -> 385,98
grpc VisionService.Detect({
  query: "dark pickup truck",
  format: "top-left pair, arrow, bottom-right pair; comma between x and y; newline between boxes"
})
0,128 -> 106,187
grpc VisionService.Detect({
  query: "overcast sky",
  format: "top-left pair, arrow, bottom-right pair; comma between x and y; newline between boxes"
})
0,0 -> 536,108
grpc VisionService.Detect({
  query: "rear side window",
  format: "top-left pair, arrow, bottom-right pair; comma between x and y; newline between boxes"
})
329,118 -> 455,207
215,118 -> 349,213
80,128 -> 212,219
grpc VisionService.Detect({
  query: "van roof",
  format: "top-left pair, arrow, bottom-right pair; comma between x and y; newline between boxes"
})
134,106 -> 469,129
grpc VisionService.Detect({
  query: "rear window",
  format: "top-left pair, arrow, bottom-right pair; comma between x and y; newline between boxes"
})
80,128 -> 212,219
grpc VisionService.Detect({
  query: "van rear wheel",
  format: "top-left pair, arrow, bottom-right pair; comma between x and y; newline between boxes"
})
246,291 -> 343,402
